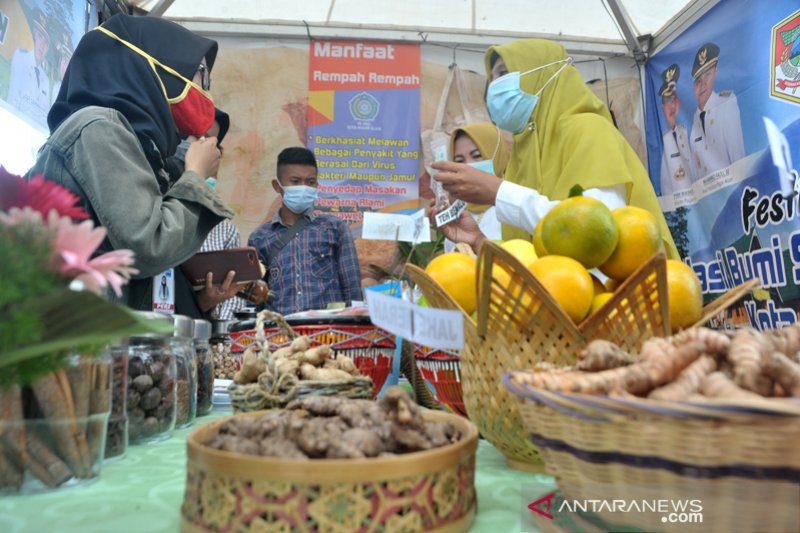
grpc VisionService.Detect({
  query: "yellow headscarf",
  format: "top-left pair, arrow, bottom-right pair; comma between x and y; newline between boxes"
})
449,121 -> 510,214
484,39 -> 678,258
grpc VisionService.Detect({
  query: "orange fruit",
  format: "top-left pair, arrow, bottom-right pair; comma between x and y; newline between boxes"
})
425,252 -> 477,314
589,292 -> 614,315
533,220 -> 548,257
666,259 -> 703,333
529,255 -> 594,323
500,239 -> 538,266
600,206 -> 661,281
540,197 -> 618,269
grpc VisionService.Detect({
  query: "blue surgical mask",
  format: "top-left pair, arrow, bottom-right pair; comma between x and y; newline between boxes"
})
206,177 -> 217,189
468,159 -> 495,175
279,183 -> 318,214
487,57 -> 573,134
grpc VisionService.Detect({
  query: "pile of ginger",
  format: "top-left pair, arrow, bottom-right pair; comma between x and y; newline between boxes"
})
516,325 -> 800,401
233,335 -> 363,385
205,387 -> 460,459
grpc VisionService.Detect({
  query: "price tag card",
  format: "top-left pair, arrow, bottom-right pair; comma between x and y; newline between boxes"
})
434,199 -> 467,227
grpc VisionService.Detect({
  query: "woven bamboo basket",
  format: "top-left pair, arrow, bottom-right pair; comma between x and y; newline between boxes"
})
181,409 -> 479,532
228,311 -> 374,412
504,376 -> 800,533
410,241 -> 758,473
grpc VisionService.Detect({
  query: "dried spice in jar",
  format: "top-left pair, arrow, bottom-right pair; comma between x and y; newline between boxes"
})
193,319 -> 214,416
104,343 -> 128,460
171,315 -> 196,429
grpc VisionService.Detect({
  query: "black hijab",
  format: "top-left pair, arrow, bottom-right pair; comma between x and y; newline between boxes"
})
48,14 -> 218,170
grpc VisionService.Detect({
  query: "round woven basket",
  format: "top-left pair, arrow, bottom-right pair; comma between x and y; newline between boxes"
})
181,410 -> 479,532
505,377 -> 800,532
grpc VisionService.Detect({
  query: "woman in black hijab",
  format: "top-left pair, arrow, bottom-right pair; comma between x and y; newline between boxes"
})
27,14 -> 234,318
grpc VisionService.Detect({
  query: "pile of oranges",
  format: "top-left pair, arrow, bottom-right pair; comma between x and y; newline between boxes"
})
425,196 -> 703,333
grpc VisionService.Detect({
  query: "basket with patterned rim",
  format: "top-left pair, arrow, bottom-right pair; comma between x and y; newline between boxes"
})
504,374 -> 800,533
409,241 -> 758,473
227,311 -> 375,412
229,321 -> 395,400
181,409 -> 479,532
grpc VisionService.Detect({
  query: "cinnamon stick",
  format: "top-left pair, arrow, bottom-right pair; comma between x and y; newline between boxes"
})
66,358 -> 93,434
86,361 -> 111,472
0,386 -> 25,490
32,371 -> 91,477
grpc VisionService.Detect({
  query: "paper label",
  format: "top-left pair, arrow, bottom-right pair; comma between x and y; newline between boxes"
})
434,199 -> 467,227
366,291 -> 413,339
361,210 -> 431,243
412,305 -> 465,350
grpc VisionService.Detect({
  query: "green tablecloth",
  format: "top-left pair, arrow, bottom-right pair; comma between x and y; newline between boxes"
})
0,406 -> 554,532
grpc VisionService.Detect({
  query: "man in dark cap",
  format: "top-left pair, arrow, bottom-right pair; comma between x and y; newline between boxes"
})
7,8 -> 52,128
658,64 -> 694,197
689,42 -> 745,179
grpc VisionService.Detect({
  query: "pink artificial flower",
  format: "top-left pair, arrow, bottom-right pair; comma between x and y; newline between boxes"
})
49,211 -> 138,296
0,166 -> 88,220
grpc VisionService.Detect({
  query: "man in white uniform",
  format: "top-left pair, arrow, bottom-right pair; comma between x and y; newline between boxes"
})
658,64 -> 694,197
6,10 -> 52,130
689,42 -> 745,180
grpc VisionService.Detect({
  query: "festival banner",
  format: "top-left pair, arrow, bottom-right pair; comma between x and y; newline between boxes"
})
0,0 -> 91,132
644,1 -> 800,329
307,40 -> 421,233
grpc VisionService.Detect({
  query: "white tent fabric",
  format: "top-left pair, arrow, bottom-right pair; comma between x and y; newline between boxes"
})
129,0 -> 713,59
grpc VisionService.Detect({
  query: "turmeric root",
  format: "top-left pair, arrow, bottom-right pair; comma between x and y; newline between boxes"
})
765,323 -> 800,360
700,372 -> 762,400
577,340 -> 634,371
762,352 -> 800,396
728,329 -> 773,395
648,354 -> 717,401
233,347 -> 266,384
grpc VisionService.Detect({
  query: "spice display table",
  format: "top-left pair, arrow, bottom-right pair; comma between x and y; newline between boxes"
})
0,406 -> 553,532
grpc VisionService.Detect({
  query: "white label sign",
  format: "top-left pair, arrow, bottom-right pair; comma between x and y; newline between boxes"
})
366,291 -> 413,339
367,291 -> 465,350
361,210 -> 431,243
412,305 -> 465,350
434,199 -> 467,227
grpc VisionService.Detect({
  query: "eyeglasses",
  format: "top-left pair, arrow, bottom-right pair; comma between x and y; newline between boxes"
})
197,64 -> 211,91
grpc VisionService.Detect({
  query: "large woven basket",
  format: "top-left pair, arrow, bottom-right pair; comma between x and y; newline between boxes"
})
504,376 -> 800,533
228,311 -> 374,412
181,409 -> 479,532
410,242 -> 757,472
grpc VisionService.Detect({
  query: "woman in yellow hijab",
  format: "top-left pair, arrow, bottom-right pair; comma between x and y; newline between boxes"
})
443,121 -> 510,252
432,38 -> 678,259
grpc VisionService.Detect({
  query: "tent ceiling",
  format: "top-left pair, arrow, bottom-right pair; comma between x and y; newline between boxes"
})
128,0 -> 713,59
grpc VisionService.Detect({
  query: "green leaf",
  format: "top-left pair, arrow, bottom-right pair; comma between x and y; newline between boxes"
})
0,290 -> 172,383
568,185 -> 585,197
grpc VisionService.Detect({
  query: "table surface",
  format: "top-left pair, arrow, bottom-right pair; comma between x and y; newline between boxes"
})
0,406 -> 554,533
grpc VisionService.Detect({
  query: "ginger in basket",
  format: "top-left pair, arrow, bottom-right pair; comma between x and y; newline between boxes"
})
205,387 -> 460,459
233,347 -> 267,384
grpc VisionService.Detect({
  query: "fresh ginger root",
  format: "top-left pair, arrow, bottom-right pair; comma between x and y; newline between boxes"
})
299,363 -> 353,381
301,345 -> 332,366
233,347 -> 267,384
577,340 -> 634,371
762,352 -> 800,396
290,336 -> 311,353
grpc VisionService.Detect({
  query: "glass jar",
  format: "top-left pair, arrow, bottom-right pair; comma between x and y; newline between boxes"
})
127,313 -> 177,445
104,342 -> 128,461
171,315 -> 197,429
193,319 -> 214,416
0,349 -> 112,495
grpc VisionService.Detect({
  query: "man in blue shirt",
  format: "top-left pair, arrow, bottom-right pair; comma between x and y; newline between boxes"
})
248,147 -> 363,314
